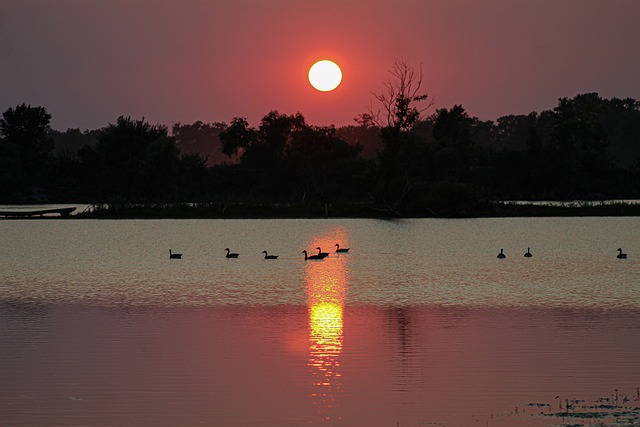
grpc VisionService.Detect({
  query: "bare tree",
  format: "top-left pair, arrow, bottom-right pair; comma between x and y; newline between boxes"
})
356,59 -> 435,216
356,58 -> 434,133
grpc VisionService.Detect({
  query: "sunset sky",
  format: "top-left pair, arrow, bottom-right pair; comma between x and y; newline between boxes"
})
2,0 -> 640,131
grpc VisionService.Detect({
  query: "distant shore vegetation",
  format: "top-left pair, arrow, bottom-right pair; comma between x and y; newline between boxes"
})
2,65 -> 640,218
76,199 -> 640,219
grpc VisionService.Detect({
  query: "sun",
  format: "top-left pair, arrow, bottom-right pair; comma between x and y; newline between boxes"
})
308,60 -> 342,92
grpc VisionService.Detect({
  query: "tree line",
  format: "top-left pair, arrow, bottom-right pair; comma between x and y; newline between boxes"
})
2,88 -> 640,216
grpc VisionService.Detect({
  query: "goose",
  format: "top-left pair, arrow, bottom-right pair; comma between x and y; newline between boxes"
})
169,249 -> 182,259
224,248 -> 239,258
262,251 -> 278,260
303,250 -> 324,260
335,243 -> 350,253
315,247 -> 329,258
497,249 -> 506,259
524,248 -> 532,258
617,248 -> 627,259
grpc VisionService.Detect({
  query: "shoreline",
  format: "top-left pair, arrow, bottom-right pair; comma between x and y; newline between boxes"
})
15,200 -> 640,219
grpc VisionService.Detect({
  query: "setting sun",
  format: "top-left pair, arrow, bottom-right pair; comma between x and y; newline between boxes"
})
308,60 -> 342,92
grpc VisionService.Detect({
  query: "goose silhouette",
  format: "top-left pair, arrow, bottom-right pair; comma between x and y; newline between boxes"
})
315,247 -> 329,258
224,248 -> 239,258
497,249 -> 506,259
524,248 -> 532,258
617,248 -> 627,259
303,250 -> 324,260
169,249 -> 182,259
335,243 -> 350,253
262,251 -> 278,259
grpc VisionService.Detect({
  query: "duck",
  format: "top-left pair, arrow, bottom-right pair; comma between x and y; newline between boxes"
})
224,248 -> 239,258
262,251 -> 278,260
303,250 -> 324,260
617,248 -> 627,259
169,249 -> 182,259
524,248 -> 532,258
315,247 -> 329,258
335,243 -> 350,253
497,249 -> 506,259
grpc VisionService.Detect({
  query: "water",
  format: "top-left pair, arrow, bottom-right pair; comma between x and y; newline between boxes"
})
1,217 -> 639,426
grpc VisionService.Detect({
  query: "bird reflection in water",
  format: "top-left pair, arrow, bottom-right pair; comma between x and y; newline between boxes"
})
305,232 -> 349,424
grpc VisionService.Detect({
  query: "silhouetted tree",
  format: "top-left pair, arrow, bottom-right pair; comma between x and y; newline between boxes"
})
0,104 -> 54,171
599,97 -> 640,169
432,105 -> 479,147
287,125 -> 367,206
491,114 -> 537,151
552,93 -> 613,197
77,116 -> 195,201
219,117 -> 256,158
357,58 -> 433,134
359,58 -> 434,215
0,104 -> 54,201
413,105 -> 492,212
220,112 -> 305,162
0,139 -> 24,202
5,91 -> 640,208
261,111 -> 306,158
336,125 -> 382,159
216,111 -> 371,206
50,128 -> 99,158
172,121 -> 228,165
217,111 -> 307,199
96,116 -> 168,168
173,152 -> 210,200
519,111 -> 558,199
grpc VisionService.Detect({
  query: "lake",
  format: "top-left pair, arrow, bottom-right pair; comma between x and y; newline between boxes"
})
1,217 -> 639,426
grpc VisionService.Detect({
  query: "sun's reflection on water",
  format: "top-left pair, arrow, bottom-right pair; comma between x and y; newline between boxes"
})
309,301 -> 343,385
304,230 -> 349,423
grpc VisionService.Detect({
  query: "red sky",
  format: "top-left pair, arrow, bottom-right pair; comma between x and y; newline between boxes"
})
2,0 -> 640,131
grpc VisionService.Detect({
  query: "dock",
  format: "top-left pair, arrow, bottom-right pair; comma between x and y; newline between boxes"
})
0,207 -> 76,218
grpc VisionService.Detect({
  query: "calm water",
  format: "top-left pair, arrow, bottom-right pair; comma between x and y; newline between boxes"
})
1,217 -> 639,426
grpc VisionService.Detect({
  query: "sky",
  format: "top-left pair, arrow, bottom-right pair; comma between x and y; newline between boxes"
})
2,0 -> 640,131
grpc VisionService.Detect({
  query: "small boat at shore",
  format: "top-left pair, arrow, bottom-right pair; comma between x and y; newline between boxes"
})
0,207 -> 76,218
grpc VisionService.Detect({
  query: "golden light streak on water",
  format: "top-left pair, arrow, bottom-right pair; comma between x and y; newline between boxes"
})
309,301 -> 343,383
304,228 -> 350,423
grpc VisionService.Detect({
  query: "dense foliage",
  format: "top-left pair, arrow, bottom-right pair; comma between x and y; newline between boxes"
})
2,93 -> 640,216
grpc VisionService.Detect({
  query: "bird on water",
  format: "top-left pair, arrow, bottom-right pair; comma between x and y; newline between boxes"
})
225,248 -> 239,258
169,249 -> 182,259
497,249 -> 506,259
524,248 -> 532,258
303,250 -> 324,260
316,247 -> 329,258
617,248 -> 627,259
335,243 -> 350,253
262,251 -> 278,259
